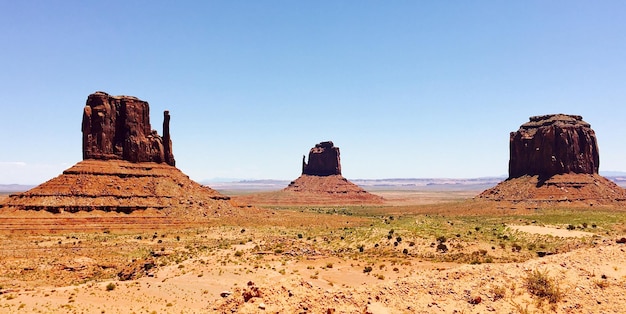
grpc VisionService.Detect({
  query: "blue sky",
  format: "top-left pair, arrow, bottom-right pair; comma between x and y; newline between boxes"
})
1,1 -> 626,184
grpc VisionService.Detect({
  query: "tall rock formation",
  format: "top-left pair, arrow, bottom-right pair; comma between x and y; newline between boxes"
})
0,91 -> 250,219
266,141 -> 384,205
478,114 -> 626,206
82,91 -> 175,166
508,114 -> 599,179
302,141 -> 341,176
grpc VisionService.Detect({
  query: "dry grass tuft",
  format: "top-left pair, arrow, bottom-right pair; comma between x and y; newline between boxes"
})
524,269 -> 563,303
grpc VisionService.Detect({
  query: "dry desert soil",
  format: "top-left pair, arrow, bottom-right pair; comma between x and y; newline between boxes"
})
2,189 -> 626,313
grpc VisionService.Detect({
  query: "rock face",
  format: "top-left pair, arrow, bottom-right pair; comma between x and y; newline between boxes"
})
508,114 -> 599,179
302,141 -> 341,176
82,91 -> 175,166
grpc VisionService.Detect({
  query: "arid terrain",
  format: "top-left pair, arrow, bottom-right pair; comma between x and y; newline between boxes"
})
2,187 -> 626,314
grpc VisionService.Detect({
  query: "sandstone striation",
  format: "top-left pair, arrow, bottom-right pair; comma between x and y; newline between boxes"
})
302,141 -> 341,176
508,114 -> 598,179
478,114 -> 626,206
1,159 -> 231,216
82,91 -> 175,166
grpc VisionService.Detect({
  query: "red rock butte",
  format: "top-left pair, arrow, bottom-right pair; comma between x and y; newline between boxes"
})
83,91 -> 175,166
0,92 -> 245,221
478,114 -> 626,206
282,141 -> 383,204
508,114 -> 599,179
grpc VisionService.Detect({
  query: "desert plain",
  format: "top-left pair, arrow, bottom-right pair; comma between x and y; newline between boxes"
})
2,185 -> 626,314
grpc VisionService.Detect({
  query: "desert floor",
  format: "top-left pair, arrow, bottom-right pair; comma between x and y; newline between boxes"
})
2,190 -> 626,313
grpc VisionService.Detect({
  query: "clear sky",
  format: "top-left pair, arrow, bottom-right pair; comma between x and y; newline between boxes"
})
1,1 -> 626,184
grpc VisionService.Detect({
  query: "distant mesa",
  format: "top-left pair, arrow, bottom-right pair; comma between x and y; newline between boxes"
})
83,91 -> 175,166
1,92 -> 239,218
478,114 -> 626,205
302,141 -> 341,176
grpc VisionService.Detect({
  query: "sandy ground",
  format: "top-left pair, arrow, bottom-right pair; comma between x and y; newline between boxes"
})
2,238 -> 626,313
2,189 -> 626,313
509,225 -> 596,238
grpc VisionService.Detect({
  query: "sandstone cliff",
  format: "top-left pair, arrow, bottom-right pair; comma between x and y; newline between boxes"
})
508,114 -> 599,179
302,141 -> 341,176
82,91 -> 175,166
478,114 -> 626,206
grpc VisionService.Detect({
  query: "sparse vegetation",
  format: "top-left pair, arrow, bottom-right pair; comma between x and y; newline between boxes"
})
524,269 -> 563,303
105,283 -> 116,291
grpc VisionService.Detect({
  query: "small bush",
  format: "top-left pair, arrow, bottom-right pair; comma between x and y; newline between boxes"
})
105,283 -> 116,291
567,224 -> 576,230
490,285 -> 506,301
363,266 -> 373,273
234,251 -> 243,257
524,269 -> 563,303
436,243 -> 448,253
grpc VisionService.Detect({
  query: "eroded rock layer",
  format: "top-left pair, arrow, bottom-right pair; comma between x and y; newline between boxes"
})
233,174 -> 383,206
82,91 -> 175,166
3,160 -> 231,217
0,160 -> 235,217
479,114 -> 626,206
509,114 -> 598,179
477,173 -> 626,206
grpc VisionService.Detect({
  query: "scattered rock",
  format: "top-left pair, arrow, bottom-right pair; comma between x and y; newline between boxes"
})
468,296 -> 482,304
117,258 -> 155,281
220,291 -> 233,298
243,282 -> 262,302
